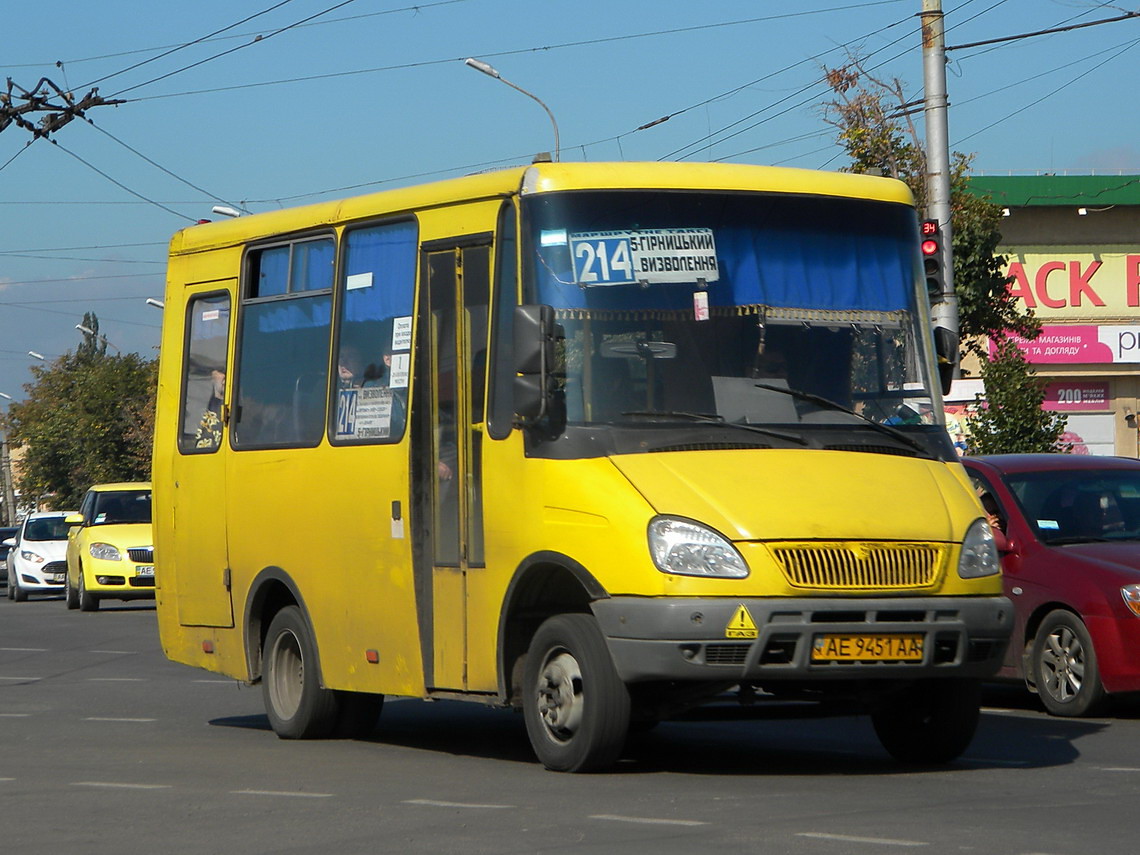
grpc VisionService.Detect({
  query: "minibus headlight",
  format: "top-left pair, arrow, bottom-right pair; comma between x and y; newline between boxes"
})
89,542 -> 123,561
648,517 -> 749,579
958,519 -> 1000,579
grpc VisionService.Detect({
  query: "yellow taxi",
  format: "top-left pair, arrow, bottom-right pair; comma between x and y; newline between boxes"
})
65,483 -> 154,611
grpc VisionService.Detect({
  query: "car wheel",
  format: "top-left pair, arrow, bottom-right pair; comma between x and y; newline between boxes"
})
12,572 -> 27,602
523,613 -> 631,772
65,570 -> 79,609
871,679 -> 981,765
77,570 -> 99,612
1033,610 -> 1105,717
262,606 -> 340,739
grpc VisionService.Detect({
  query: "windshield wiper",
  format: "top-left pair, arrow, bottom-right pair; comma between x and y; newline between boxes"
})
619,410 -> 808,445
752,384 -> 933,457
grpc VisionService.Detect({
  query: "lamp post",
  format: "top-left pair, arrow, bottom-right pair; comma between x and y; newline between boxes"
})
464,58 -> 560,162
0,393 -> 17,526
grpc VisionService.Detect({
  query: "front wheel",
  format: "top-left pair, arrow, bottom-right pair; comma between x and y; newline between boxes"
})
261,606 -> 340,739
77,571 -> 99,612
1033,610 -> 1105,717
12,572 -> 27,602
871,679 -> 981,765
65,570 -> 78,609
523,613 -> 631,772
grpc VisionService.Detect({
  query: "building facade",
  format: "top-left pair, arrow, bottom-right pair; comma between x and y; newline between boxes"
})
967,174 -> 1140,457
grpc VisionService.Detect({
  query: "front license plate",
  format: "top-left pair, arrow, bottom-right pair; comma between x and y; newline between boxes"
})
812,633 -> 924,662
135,565 -> 155,577
50,573 -> 65,583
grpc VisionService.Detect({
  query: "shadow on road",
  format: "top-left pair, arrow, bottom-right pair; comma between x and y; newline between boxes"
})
208,687 -> 1109,775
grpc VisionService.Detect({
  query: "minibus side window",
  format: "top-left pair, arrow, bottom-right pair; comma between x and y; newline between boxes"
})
332,220 -> 417,444
177,292 -> 231,453
234,237 -> 334,448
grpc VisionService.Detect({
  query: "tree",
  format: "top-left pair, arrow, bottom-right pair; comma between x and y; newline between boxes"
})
5,318 -> 157,509
967,339 -> 1067,454
823,57 -> 1066,453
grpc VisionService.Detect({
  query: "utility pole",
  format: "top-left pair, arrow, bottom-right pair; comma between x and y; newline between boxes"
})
921,0 -> 959,388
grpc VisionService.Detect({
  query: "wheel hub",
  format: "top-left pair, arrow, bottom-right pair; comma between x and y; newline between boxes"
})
536,652 -> 584,740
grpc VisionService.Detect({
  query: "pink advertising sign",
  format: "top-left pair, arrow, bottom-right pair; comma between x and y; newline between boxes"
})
1042,381 -> 1110,411
994,324 -> 1140,364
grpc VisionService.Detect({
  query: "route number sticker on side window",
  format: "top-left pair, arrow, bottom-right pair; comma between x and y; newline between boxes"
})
570,228 -> 719,286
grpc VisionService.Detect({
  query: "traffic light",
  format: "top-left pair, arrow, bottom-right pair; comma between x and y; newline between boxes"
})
920,219 -> 945,302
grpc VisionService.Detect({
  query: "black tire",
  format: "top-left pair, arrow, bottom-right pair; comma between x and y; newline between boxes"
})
871,679 -> 981,765
1033,610 -> 1106,717
12,572 -> 27,602
334,691 -> 384,739
523,613 -> 631,772
65,570 -> 79,609
261,606 -> 340,739
77,571 -> 99,612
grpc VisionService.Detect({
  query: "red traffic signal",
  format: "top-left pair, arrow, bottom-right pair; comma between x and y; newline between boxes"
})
920,219 -> 944,301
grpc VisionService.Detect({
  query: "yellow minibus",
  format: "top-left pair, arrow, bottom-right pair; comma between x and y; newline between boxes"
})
154,161 -> 1012,771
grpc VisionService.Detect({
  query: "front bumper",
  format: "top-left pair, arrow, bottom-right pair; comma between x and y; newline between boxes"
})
591,595 -> 1013,683
13,559 -> 67,590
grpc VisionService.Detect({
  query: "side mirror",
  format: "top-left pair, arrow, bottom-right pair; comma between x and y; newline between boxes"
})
65,513 -> 84,527
513,304 -> 562,424
2,537 -> 14,548
933,326 -> 958,396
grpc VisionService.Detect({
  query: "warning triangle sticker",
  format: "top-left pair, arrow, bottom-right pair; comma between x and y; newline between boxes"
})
725,604 -> 757,639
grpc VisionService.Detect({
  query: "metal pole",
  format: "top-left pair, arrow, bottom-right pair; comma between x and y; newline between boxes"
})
465,58 -> 561,162
0,432 -> 15,526
921,0 -> 959,376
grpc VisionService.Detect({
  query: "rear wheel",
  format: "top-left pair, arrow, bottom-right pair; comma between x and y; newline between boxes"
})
1033,610 -> 1105,717
77,571 -> 99,612
523,613 -> 631,772
261,606 -> 340,739
334,691 -> 384,739
871,679 -> 981,765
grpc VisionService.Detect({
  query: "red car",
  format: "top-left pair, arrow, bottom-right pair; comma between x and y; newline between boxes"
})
962,454 -> 1140,716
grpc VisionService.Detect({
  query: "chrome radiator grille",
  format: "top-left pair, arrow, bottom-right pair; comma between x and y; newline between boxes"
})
770,543 -> 944,590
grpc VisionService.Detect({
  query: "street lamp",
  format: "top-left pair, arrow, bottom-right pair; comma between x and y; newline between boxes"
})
464,58 -> 560,162
146,298 -> 165,309
76,324 -> 120,353
28,351 -> 44,361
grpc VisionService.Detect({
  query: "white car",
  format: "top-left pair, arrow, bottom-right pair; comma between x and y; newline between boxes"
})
5,512 -> 75,602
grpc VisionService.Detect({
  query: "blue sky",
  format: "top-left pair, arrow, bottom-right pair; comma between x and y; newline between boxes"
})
2,0 -> 1137,400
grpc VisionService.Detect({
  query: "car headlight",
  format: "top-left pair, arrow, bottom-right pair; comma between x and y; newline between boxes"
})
1122,584 -> 1140,617
648,516 -> 749,579
19,549 -> 45,564
958,518 -> 1001,578
88,542 -> 123,561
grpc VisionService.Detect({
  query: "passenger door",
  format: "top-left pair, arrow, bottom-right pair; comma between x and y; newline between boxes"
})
415,237 -> 490,691
170,288 -> 235,628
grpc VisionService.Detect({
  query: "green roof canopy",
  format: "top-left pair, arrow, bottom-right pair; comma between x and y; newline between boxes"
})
966,174 -> 1140,207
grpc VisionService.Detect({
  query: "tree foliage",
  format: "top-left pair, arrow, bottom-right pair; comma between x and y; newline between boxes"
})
823,57 -> 1066,453
5,321 -> 157,509
967,339 -> 1068,454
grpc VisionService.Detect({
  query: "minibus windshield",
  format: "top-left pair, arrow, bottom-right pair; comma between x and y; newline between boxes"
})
520,190 -> 943,441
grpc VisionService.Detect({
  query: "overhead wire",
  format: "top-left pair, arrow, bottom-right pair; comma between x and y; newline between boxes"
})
106,0 -> 364,99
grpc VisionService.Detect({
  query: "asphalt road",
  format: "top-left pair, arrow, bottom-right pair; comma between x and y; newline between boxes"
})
1,591 -> 1137,855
